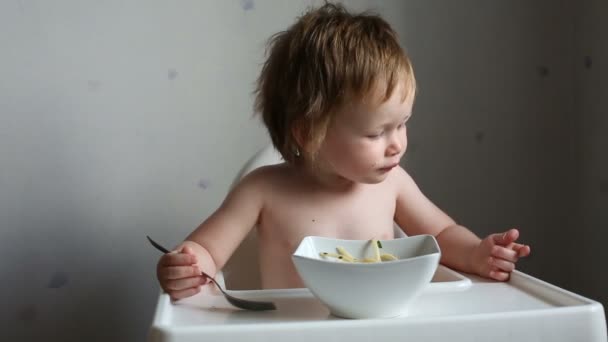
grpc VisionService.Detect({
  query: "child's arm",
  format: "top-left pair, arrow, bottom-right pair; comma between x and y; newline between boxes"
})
393,167 -> 530,281
156,169 -> 266,300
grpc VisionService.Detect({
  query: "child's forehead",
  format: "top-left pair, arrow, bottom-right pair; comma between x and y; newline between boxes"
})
344,83 -> 414,116
353,76 -> 414,105
334,92 -> 413,128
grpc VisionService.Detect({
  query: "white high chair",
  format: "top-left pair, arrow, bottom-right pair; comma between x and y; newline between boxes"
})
219,144 -> 405,290
150,145 -> 607,342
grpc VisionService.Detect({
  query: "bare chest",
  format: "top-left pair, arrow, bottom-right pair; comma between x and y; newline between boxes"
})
257,186 -> 397,253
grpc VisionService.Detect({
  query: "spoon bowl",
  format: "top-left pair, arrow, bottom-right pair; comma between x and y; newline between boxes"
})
147,236 -> 276,311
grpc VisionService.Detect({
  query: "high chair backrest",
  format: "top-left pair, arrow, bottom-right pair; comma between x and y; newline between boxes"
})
221,145 -> 407,290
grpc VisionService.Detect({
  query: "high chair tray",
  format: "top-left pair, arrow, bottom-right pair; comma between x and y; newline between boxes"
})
149,266 -> 607,342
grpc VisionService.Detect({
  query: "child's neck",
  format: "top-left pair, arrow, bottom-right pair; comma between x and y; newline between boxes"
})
298,163 -> 359,193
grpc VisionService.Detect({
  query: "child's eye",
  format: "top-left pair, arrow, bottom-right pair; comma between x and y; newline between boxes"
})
366,132 -> 383,139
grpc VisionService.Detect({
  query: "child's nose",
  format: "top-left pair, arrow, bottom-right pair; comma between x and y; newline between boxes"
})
386,134 -> 404,156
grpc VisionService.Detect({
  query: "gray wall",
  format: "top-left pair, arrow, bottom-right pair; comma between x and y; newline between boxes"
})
0,1 -> 604,341
399,0 -> 577,289
574,0 -> 608,309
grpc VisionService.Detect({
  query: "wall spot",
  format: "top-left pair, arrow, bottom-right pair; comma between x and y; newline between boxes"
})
168,68 -> 178,80
240,0 -> 255,11
407,142 -> 418,153
17,305 -> 37,323
198,179 -> 210,190
47,271 -> 69,289
18,0 -> 26,14
87,80 -> 101,91
584,56 -> 593,69
599,179 -> 608,194
537,66 -> 549,77
475,131 -> 485,143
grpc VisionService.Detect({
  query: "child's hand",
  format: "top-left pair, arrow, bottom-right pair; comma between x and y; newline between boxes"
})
156,246 -> 208,300
472,228 -> 531,281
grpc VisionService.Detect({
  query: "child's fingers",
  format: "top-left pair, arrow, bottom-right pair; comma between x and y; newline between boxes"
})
169,286 -> 202,301
491,245 -> 519,262
488,257 -> 515,272
513,243 -> 531,257
159,253 -> 197,267
164,276 -> 206,291
492,228 -> 519,246
160,265 -> 201,280
488,269 -> 510,282
181,246 -> 197,257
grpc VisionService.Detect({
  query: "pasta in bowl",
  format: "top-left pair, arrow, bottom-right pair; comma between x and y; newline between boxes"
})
291,235 -> 441,319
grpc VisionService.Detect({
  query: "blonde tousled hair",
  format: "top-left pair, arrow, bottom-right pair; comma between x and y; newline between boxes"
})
254,2 -> 416,164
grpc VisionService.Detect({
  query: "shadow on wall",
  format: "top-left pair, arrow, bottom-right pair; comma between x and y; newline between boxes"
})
4,207 -> 159,341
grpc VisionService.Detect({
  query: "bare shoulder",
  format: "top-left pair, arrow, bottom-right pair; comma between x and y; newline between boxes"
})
237,162 -> 293,186
386,165 -> 417,189
389,165 -> 411,180
390,166 -> 455,236
230,163 -> 293,198
385,165 -> 428,205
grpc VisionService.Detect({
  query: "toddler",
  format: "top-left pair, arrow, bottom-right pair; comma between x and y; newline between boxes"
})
157,3 -> 530,300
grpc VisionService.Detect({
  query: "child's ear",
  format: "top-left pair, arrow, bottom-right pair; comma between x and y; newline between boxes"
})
291,122 -> 308,153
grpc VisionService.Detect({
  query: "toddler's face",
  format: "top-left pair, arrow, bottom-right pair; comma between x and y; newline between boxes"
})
317,82 -> 414,184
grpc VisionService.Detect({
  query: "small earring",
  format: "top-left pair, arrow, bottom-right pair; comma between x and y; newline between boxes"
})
294,147 -> 301,157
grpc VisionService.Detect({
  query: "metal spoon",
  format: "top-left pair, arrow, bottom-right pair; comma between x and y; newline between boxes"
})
147,236 -> 276,311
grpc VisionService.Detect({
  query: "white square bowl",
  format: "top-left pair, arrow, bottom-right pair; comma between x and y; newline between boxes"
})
291,235 -> 441,319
